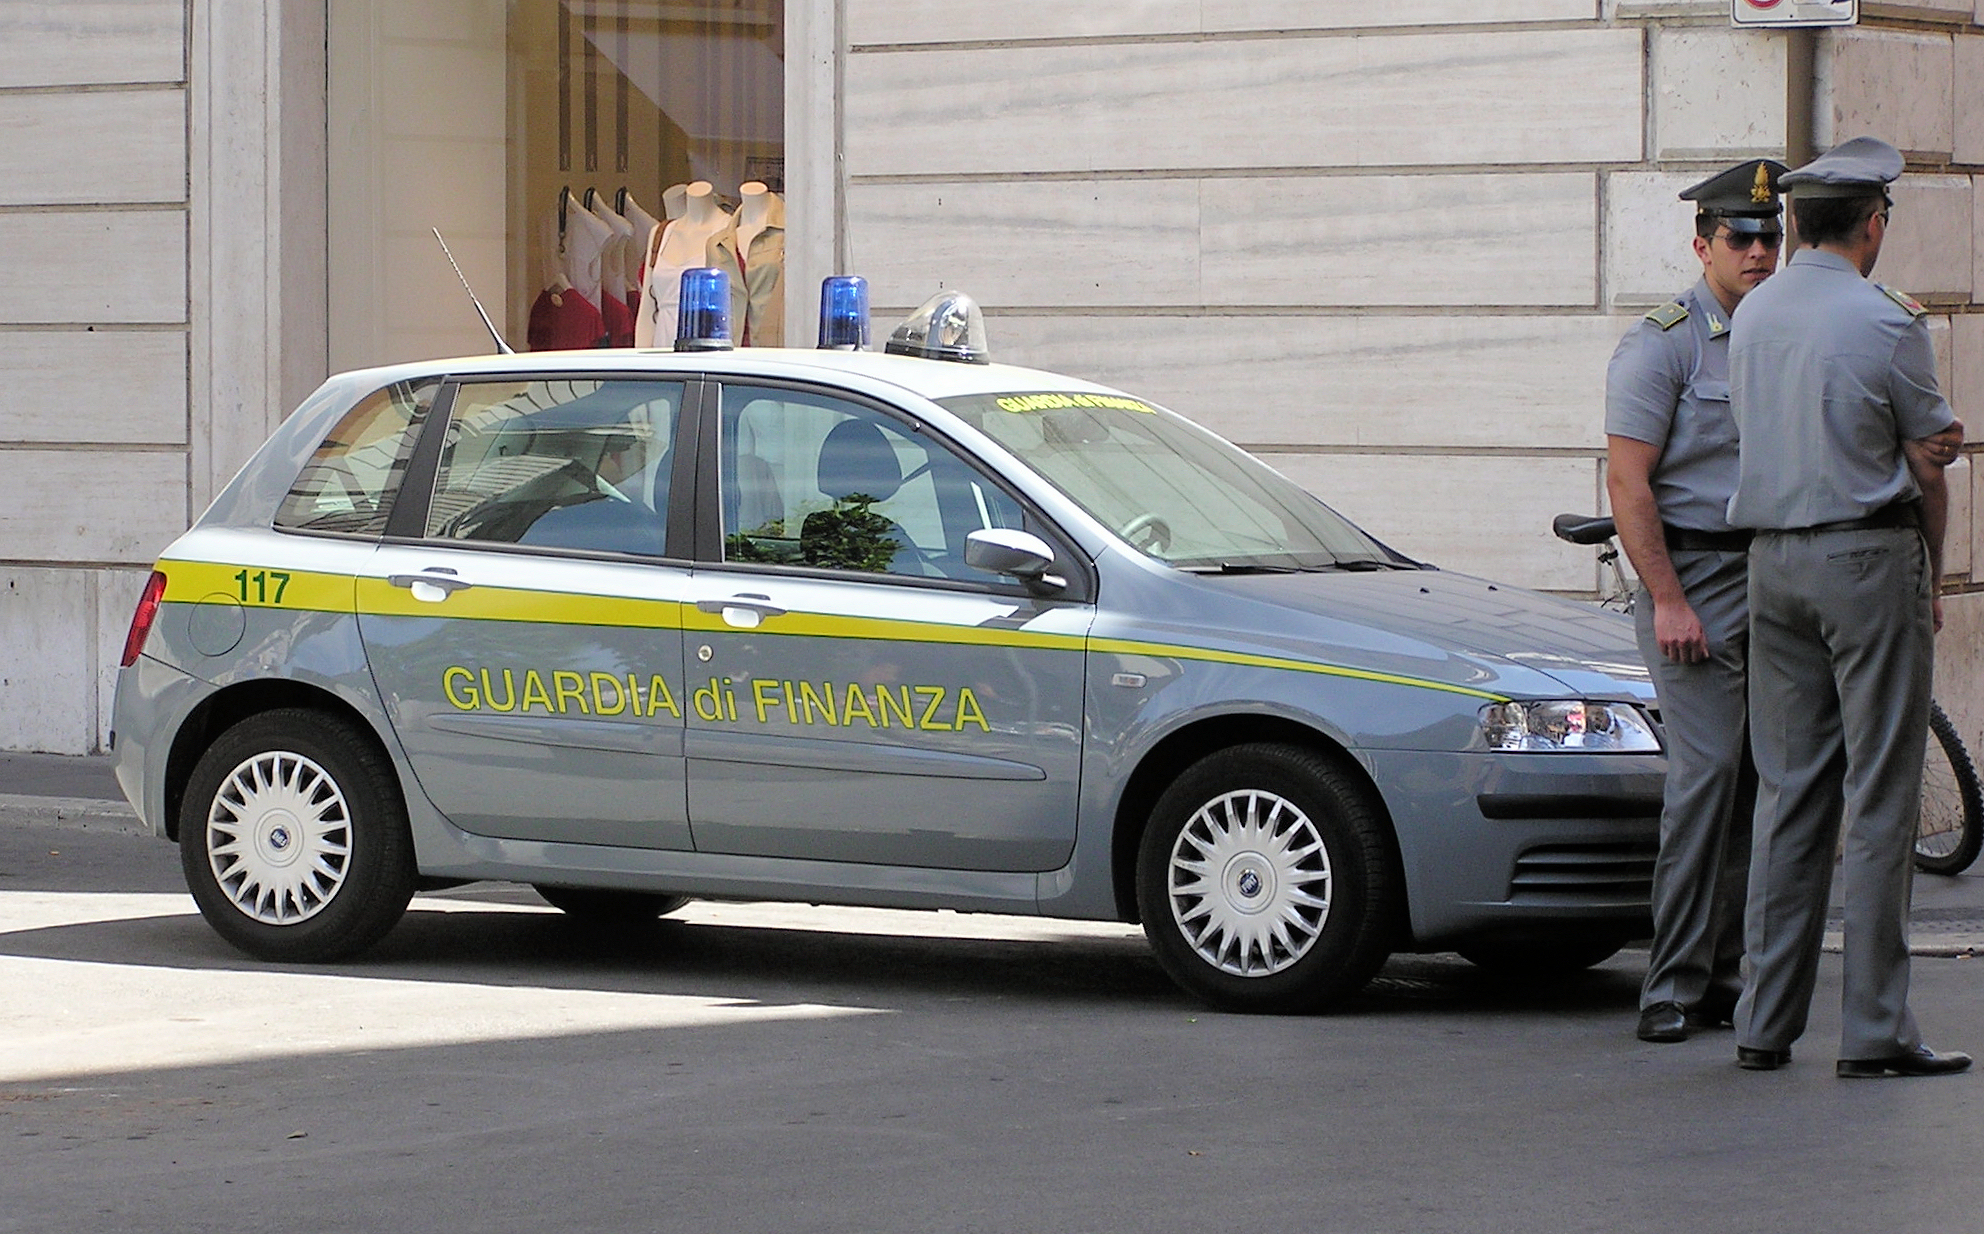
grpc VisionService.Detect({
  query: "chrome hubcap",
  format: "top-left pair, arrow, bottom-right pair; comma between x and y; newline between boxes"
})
1168,789 -> 1331,977
207,751 -> 351,925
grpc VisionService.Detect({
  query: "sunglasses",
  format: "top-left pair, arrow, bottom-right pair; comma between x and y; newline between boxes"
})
1717,230 -> 1782,251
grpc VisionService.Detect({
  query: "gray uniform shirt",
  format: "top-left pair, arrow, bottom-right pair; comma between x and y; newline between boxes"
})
1605,279 -> 1740,532
1727,249 -> 1954,529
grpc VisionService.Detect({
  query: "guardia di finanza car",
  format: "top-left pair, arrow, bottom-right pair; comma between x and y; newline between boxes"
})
112,298 -> 1662,1012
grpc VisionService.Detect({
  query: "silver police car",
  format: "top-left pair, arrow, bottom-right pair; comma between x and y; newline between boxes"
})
112,291 -> 1662,1013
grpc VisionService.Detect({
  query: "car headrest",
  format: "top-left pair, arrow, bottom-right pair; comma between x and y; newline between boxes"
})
816,418 -> 902,503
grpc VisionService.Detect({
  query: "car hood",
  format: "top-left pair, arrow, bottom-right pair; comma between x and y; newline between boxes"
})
1155,566 -> 1653,703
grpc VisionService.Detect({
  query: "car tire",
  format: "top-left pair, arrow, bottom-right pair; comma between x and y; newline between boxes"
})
1454,934 -> 1627,979
179,708 -> 416,962
533,885 -> 690,923
1136,743 -> 1399,1014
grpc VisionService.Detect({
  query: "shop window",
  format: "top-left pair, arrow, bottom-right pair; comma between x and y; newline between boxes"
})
329,1 -> 785,369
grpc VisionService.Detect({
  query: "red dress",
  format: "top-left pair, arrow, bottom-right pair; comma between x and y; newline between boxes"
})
601,289 -> 635,348
527,288 -> 606,351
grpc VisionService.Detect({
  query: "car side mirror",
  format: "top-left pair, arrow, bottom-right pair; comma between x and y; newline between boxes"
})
965,528 -> 1065,592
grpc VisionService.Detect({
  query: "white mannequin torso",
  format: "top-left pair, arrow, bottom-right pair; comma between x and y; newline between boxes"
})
734,181 -> 774,256
637,181 -> 730,347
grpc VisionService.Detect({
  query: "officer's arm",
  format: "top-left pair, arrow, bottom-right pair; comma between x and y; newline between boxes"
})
1606,435 -> 1709,663
1904,433 -> 1953,630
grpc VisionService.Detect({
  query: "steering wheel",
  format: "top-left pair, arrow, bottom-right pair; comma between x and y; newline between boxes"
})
1118,513 -> 1172,553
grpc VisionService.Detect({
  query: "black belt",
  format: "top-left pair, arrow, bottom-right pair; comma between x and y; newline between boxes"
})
1761,501 -> 1922,536
1663,525 -> 1753,552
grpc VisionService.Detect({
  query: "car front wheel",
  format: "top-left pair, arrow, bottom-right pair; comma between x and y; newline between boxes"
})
179,709 -> 416,961
1136,743 -> 1399,1014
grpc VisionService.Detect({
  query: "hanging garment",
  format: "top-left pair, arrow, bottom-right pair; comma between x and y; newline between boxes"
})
527,283 -> 607,351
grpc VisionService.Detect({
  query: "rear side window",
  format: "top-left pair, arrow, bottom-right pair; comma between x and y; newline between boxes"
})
423,379 -> 681,558
274,379 -> 438,536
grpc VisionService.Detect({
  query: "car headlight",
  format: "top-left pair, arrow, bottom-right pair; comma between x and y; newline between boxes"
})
1478,700 -> 1661,753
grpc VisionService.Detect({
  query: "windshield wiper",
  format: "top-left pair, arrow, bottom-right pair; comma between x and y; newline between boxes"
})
1180,562 -> 1303,575
1328,557 -> 1414,571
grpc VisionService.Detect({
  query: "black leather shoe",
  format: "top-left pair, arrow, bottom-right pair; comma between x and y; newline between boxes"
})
1737,1046 -> 1792,1071
1637,1002 -> 1688,1043
1836,1046 -> 1973,1078
1686,996 -> 1738,1030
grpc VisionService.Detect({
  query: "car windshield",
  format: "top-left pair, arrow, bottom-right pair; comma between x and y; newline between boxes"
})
937,390 -> 1403,571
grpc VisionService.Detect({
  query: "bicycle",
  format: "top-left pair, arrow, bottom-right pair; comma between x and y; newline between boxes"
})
1553,512 -> 1984,876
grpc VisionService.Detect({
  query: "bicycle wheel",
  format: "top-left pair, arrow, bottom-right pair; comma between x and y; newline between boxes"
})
1916,702 -> 1983,876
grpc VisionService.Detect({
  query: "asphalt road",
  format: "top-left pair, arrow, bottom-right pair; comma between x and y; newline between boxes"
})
5,812 -> 1984,1234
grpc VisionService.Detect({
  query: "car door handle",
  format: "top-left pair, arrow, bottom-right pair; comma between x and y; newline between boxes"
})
388,571 -> 474,601
696,595 -> 787,628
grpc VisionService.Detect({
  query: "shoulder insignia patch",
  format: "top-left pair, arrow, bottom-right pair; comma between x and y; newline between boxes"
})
1877,283 -> 1927,317
1644,301 -> 1689,331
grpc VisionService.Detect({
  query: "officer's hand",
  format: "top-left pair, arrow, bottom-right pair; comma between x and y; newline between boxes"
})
1653,601 -> 1710,664
1919,421 -> 1965,467
1934,594 -> 1945,633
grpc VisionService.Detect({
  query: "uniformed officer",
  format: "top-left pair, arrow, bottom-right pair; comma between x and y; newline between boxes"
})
1607,159 -> 1784,1045
1726,136 -> 1969,1077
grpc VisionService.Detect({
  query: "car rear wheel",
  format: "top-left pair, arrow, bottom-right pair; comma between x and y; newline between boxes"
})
1136,743 -> 1398,1014
179,709 -> 416,962
533,885 -> 690,923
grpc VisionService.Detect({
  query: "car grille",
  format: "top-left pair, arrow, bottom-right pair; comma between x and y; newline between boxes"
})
1508,841 -> 1658,905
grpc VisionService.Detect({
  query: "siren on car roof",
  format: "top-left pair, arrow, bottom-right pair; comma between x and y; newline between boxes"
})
673,267 -> 733,352
885,289 -> 989,364
817,276 -> 870,350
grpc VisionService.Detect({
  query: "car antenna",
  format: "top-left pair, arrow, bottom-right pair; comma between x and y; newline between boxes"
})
431,227 -> 515,354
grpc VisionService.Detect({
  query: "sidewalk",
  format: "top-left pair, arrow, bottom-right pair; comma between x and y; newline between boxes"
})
6,752 -> 1984,954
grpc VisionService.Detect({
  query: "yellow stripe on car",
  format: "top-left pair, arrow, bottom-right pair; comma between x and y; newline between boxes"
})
157,558 -> 1506,703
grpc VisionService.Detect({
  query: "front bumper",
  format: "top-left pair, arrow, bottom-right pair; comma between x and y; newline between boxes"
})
1366,748 -> 1663,948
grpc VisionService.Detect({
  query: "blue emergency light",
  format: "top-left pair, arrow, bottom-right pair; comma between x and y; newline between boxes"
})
817,276 -> 870,350
674,267 -> 733,352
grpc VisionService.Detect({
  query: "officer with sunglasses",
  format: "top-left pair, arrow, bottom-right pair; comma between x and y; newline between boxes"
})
1605,158 -> 1785,1046
1726,137 -> 1968,1078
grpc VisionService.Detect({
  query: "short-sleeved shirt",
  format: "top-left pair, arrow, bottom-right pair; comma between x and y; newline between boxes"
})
1605,279 -> 1740,532
1727,248 -> 1955,529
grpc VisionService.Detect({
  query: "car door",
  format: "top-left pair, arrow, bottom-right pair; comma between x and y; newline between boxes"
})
357,376 -> 698,850
680,380 -> 1092,873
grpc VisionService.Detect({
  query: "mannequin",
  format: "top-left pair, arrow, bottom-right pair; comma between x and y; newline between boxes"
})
586,188 -> 639,346
662,182 -> 689,222
636,181 -> 730,347
708,181 -> 786,346
618,189 -> 663,312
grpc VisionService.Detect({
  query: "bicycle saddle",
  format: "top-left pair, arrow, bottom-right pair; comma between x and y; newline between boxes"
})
1553,513 -> 1617,545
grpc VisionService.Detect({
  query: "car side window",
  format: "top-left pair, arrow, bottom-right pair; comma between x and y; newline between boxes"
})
719,385 -> 1025,581
274,379 -> 438,537
422,379 -> 680,557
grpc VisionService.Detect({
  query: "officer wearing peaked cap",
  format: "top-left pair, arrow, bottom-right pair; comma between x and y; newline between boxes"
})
1726,136 -> 1970,1078
1606,159 -> 1784,1046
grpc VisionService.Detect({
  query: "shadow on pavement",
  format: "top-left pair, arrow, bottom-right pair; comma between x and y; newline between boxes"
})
0,894 -> 1642,1020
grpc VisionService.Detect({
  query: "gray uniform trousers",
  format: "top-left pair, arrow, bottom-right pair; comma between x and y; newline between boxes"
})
1736,526 -> 1930,1058
1636,548 -> 1753,1012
